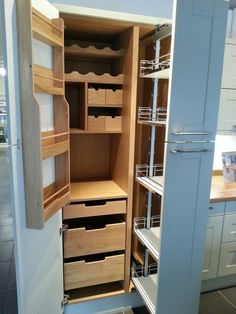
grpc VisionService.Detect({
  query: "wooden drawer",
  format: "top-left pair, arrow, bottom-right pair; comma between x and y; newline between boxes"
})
218,242 -> 236,277
64,253 -> 124,290
64,216 -> 126,258
63,199 -> 126,219
222,213 -> 236,243
88,116 -> 122,132
105,116 -> 121,131
106,89 -> 123,106
88,88 -> 105,105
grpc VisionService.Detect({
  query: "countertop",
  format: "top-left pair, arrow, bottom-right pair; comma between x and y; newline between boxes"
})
210,175 -> 236,203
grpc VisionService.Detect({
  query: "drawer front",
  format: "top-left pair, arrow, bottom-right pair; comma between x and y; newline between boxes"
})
222,214 -> 236,243
88,116 -> 105,130
225,201 -> 236,214
63,200 -> 126,219
88,88 -> 105,105
106,90 -> 123,106
208,202 -> 225,216
64,222 -> 126,258
217,89 -> 236,132
64,254 -> 124,290
105,116 -> 122,132
222,43 -> 236,89
218,242 -> 236,277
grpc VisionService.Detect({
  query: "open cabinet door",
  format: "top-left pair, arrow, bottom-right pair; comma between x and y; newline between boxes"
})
15,0 -> 65,313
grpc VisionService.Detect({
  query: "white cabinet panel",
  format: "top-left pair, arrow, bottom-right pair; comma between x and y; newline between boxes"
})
202,216 -> 223,280
157,142 -> 215,314
166,0 -> 227,143
208,202 -> 225,216
225,200 -> 236,214
218,242 -> 236,277
222,43 -> 236,89
217,89 -> 236,132
222,214 -> 236,243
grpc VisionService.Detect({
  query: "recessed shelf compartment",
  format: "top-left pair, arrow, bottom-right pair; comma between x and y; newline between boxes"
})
63,199 -> 126,219
34,64 -> 64,95
65,44 -> 124,59
134,216 -> 161,261
65,72 -> 124,85
88,107 -> 122,132
64,215 -> 126,258
64,253 -> 125,290
32,8 -> 63,47
136,164 -> 164,196
140,53 -> 170,79
138,107 -> 167,126
70,181 -> 127,202
132,264 -> 158,314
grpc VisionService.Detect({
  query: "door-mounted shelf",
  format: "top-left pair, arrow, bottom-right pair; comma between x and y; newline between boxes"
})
17,6 -> 70,229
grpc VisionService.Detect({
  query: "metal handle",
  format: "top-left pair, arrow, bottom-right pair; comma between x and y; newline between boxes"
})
171,149 -> 211,154
172,132 -> 210,135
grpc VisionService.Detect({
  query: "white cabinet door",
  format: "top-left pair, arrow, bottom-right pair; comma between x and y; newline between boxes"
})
157,142 -> 215,314
217,89 -> 236,132
218,242 -> 236,276
222,213 -> 236,243
202,216 -> 223,280
166,0 -> 228,143
222,43 -> 236,89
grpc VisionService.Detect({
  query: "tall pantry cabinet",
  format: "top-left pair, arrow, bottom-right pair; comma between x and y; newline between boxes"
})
15,0 -> 228,313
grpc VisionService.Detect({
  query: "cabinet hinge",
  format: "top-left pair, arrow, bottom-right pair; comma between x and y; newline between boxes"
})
60,224 -> 68,236
61,293 -> 69,307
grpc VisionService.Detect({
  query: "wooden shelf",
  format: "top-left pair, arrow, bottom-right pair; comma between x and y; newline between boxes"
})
34,65 -> 64,95
65,72 -> 124,85
32,8 -> 63,47
70,180 -> 127,202
65,44 -> 124,59
70,128 -> 121,134
42,140 -> 69,160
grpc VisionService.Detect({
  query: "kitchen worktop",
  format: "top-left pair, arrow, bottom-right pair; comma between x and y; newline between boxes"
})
210,175 -> 236,202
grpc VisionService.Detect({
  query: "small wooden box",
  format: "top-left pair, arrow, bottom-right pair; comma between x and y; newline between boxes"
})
105,116 -> 122,132
64,220 -> 126,258
88,88 -> 106,106
64,254 -> 125,290
88,116 -> 105,130
63,200 -> 126,219
106,89 -> 123,106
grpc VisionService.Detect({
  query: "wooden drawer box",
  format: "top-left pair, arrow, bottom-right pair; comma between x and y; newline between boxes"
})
64,216 -> 126,258
88,88 -> 105,105
64,254 -> 124,290
88,116 -> 121,132
63,199 -> 126,219
106,90 -> 123,106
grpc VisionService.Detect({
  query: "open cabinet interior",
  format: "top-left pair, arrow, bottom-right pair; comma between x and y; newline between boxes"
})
60,13 -> 158,303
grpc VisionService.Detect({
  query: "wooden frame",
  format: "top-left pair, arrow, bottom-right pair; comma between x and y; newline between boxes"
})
16,1 -> 70,229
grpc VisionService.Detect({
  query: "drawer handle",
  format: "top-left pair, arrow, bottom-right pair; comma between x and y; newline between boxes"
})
230,231 -> 236,234
209,206 -> 214,210
171,149 -> 211,154
172,132 -> 210,135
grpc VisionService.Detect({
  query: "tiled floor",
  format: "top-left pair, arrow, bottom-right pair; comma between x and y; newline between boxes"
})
0,149 -> 18,314
133,286 -> 236,314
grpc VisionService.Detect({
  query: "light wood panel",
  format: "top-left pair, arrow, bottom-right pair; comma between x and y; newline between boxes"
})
65,72 -> 124,84
65,44 -> 124,59
70,181 -> 127,202
110,27 -> 139,291
64,254 -> 124,290
210,175 -> 236,202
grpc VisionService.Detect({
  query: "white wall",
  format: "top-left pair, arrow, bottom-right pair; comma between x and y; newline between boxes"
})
52,0 -> 173,19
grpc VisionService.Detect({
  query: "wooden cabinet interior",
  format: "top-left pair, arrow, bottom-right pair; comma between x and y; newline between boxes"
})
61,13 -> 151,303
